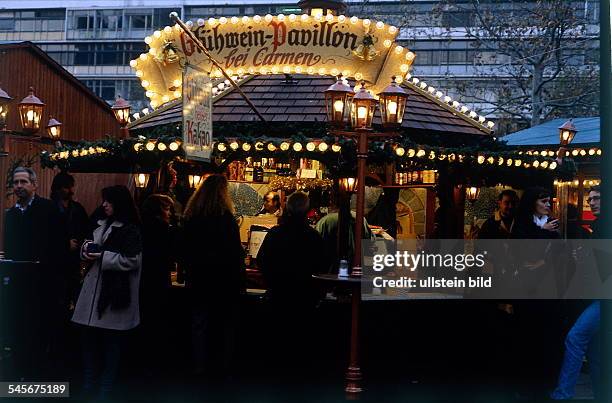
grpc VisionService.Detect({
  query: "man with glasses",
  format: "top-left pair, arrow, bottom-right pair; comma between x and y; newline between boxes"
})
551,185 -> 601,400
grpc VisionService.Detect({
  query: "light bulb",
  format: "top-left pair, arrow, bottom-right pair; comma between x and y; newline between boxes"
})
388,101 -> 398,115
357,106 -> 367,119
333,100 -> 344,112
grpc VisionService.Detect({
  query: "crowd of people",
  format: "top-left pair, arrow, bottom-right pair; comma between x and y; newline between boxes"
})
475,185 -> 602,400
1,166 -> 602,400
2,168 -> 332,400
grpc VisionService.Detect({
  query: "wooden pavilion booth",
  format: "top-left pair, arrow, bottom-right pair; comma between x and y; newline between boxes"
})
37,2 -> 570,394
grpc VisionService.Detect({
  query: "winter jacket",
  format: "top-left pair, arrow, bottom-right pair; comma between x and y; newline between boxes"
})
182,211 -> 245,305
72,219 -> 142,331
3,195 -> 66,263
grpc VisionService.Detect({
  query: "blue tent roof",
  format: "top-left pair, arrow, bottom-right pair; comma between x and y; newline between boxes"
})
503,117 -> 600,146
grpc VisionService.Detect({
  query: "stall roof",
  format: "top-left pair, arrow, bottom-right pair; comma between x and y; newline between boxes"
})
504,117 -> 600,146
129,74 -> 489,136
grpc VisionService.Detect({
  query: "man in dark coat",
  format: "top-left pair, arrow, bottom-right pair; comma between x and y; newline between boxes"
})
258,192 -> 329,307
3,167 -> 66,380
257,192 -> 329,375
478,189 -> 519,239
50,172 -> 90,305
4,167 -> 65,263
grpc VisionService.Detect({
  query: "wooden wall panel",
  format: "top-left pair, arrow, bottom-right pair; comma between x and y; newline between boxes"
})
0,45 -> 120,142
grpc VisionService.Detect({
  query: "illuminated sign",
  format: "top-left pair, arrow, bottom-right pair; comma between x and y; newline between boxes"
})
132,14 -> 415,108
182,65 -> 212,162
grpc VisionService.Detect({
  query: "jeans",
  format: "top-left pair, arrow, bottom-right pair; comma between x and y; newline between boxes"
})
551,301 -> 600,400
80,326 -> 124,396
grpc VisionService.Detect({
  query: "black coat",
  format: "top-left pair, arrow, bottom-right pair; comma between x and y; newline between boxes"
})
182,211 -> 245,303
55,199 -> 90,300
511,216 -> 560,240
141,218 -> 175,291
257,219 -> 329,306
3,195 -> 66,263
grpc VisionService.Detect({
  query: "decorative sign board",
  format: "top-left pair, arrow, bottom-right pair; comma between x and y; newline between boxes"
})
182,65 -> 212,161
133,14 -> 415,108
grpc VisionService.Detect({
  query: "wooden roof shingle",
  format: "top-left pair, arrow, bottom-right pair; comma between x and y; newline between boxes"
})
129,74 -> 489,136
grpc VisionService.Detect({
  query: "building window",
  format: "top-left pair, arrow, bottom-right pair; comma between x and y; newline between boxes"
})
441,11 -> 474,27
130,14 -> 148,29
0,18 -> 14,31
76,15 -> 93,30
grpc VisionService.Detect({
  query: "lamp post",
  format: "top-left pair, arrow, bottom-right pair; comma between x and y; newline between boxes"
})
188,174 -> 203,188
465,186 -> 480,202
339,177 -> 358,193
18,87 -> 45,133
557,119 -> 578,163
46,116 -> 62,140
112,95 -> 131,139
324,78 -> 354,127
326,79 -> 405,395
0,86 -> 12,131
559,119 -> 578,146
134,173 -> 150,188
297,0 -> 348,16
378,78 -> 408,129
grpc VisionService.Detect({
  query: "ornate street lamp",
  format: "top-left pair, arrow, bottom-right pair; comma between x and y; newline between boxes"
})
0,86 -> 12,130
559,119 -> 577,146
466,186 -> 480,202
112,95 -> 131,138
298,0 -> 347,16
378,78 -> 408,128
324,78 -> 354,127
188,174 -> 203,188
46,116 -> 62,140
18,87 -> 45,133
351,83 -> 377,130
134,173 -> 150,188
339,177 -> 358,193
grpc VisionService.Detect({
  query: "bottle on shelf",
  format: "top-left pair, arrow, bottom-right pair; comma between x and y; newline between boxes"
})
253,161 -> 264,183
244,157 -> 252,182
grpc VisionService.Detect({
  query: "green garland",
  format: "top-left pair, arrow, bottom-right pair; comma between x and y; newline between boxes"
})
40,120 -> 577,188
40,135 -> 184,172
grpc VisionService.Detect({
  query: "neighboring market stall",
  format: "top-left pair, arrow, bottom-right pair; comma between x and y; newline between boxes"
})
504,117 -> 600,237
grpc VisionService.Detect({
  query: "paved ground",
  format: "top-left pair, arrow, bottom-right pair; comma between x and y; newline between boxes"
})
5,298 -> 598,402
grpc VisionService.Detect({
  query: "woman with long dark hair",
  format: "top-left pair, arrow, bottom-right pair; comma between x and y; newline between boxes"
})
511,187 -> 563,396
182,174 -> 245,377
512,186 -> 560,239
71,185 -> 142,399
139,194 -> 176,374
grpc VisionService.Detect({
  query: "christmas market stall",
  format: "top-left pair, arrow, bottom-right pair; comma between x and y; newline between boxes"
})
504,117 -> 600,238
38,3 -> 575,393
